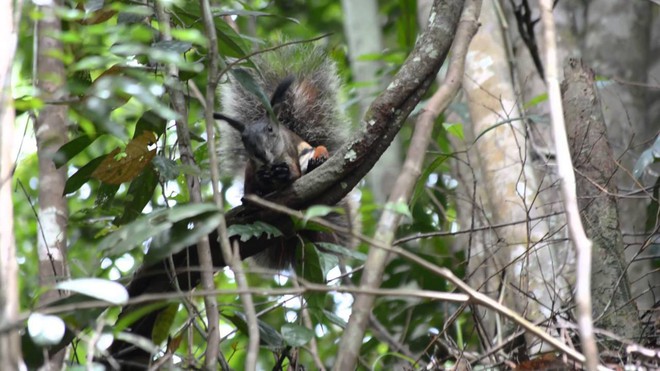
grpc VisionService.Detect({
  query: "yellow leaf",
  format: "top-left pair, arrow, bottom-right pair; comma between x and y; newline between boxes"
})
92,131 -> 157,184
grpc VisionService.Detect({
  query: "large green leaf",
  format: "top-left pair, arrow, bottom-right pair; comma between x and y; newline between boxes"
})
144,210 -> 223,265
54,134 -> 101,168
227,221 -> 282,242
98,203 -> 221,259
64,155 -> 106,195
114,165 -> 158,225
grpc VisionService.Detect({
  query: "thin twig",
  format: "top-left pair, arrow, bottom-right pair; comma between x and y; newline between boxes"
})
538,1 -> 599,370
199,2 -> 260,368
155,2 -> 221,367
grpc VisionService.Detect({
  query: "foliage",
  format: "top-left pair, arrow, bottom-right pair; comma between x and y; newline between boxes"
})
13,0 -> 472,369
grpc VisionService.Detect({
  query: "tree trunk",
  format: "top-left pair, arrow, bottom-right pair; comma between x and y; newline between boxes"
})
35,2 -> 70,367
561,59 -> 642,341
584,0 -> 657,315
35,1 -> 69,301
0,1 -> 22,367
462,0 -> 570,354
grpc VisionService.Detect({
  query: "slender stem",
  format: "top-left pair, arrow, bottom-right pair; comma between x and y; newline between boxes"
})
538,1 -> 599,370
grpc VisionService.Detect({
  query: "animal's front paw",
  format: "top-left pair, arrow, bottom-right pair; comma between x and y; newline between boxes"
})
271,162 -> 293,182
305,146 -> 329,173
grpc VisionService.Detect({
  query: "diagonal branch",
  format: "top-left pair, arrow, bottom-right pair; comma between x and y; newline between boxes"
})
334,0 -> 476,368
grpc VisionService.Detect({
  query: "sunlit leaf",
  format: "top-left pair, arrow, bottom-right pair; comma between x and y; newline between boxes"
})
523,92 -> 548,109
442,122 -> 464,140
92,131 -> 157,184
56,278 -> 129,305
28,313 -> 66,347
303,205 -> 335,223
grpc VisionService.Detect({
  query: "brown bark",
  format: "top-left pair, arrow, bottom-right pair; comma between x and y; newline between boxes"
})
35,1 -> 69,303
561,59 -> 641,341
583,0 -> 657,314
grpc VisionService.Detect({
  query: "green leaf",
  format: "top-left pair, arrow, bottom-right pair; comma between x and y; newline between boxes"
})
523,92 -> 548,109
95,182 -> 120,209
173,2 -> 249,58
152,156 -> 180,181
170,28 -> 207,46
281,324 -> 314,347
230,68 -> 273,115
115,165 -> 158,225
317,250 -> 339,277
227,221 -> 282,242
135,111 -> 167,137
56,278 -> 129,305
151,303 -> 179,344
114,302 -> 171,333
442,122 -> 464,140
144,210 -> 223,265
410,153 -> 449,206
98,203 -> 220,258
114,332 -> 160,354
223,311 -> 285,351
384,200 -> 412,219
28,313 -> 66,347
322,309 -> 347,329
14,96 -> 44,112
64,155 -> 105,195
316,242 -> 367,262
152,40 -> 193,54
296,243 -> 326,309
303,205 -> 335,223
54,134 -> 101,168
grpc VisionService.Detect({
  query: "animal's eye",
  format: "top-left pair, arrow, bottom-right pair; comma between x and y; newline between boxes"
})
267,125 -> 274,133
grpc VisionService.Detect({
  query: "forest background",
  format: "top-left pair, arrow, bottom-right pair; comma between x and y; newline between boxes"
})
0,0 -> 658,370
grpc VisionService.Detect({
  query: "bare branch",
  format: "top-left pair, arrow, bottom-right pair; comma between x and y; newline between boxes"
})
538,1 -> 599,370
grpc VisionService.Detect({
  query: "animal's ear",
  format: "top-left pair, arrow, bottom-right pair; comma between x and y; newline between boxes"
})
270,75 -> 295,109
213,112 -> 246,133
